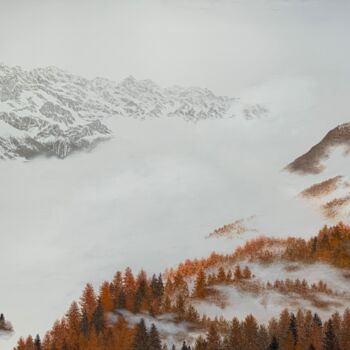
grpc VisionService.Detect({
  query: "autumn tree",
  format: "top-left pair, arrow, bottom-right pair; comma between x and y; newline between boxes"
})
323,320 -> 339,350
124,267 -> 136,311
193,269 -> 206,298
66,301 -> 81,350
233,265 -> 242,281
217,266 -> 226,282
100,281 -> 114,313
80,283 -> 97,321
194,336 -> 207,350
206,323 -> 221,350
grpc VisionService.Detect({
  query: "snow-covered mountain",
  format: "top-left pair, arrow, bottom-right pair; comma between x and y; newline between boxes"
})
286,122 -> 350,175
0,64 -> 266,160
285,123 -> 350,222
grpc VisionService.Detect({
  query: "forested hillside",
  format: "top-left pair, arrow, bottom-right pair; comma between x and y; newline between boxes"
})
13,223 -> 350,350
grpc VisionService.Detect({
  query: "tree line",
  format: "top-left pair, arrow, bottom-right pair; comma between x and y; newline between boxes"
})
13,223 -> 350,350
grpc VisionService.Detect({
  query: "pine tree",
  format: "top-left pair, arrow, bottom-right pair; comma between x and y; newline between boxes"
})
233,265 -> 242,281
323,320 -> 339,350
34,334 -> 41,350
112,271 -> 123,307
15,338 -> 26,350
226,270 -> 233,283
194,336 -> 207,350
227,317 -> 242,350
117,290 -> 126,309
149,323 -> 162,350
242,266 -> 252,279
193,269 -> 206,298
66,301 -> 81,350
100,281 -> 114,312
181,341 -> 189,350
25,335 -> 35,350
217,266 -> 226,282
133,319 -> 149,350
268,336 -> 279,350
157,274 -> 164,298
242,314 -> 259,350
80,309 -> 89,337
124,267 -> 136,311
340,308 -> 350,350
186,304 -> 200,323
311,313 -> 323,350
289,313 -> 298,345
206,323 -> 221,350
175,295 -> 186,318
151,275 -> 159,298
80,283 -> 97,321
134,279 -> 147,313
92,300 -> 104,334
0,313 -> 5,330
163,295 -> 172,313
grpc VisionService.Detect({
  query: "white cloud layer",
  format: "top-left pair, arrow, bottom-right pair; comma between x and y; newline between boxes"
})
1,0 -> 350,349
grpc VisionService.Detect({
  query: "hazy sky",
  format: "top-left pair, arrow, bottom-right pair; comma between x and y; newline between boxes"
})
1,0 -> 350,349
0,0 -> 349,94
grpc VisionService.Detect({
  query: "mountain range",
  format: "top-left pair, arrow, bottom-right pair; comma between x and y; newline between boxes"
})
0,64 -> 268,160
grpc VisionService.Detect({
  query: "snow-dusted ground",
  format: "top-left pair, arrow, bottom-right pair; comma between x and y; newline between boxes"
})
110,310 -> 203,347
194,261 -> 350,324
0,105 -> 348,348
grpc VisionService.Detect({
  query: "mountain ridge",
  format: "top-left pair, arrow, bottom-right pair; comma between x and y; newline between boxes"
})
0,64 -> 255,160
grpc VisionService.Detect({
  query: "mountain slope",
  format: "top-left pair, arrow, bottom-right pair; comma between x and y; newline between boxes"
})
12,223 -> 350,350
0,64 -> 251,160
286,122 -> 350,175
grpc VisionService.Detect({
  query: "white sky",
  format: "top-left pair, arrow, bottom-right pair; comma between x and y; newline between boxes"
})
1,0 -> 350,349
0,0 -> 349,94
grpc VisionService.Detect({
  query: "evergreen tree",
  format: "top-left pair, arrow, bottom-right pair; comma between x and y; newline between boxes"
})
268,336 -> 279,350
175,295 -> 186,318
133,319 -> 149,350
323,320 -> 339,350
226,317 -> 242,350
34,334 -> 41,350
217,266 -> 226,282
134,279 -> 147,313
289,313 -> 298,345
79,283 -> 97,321
151,275 -> 159,298
157,274 -> 164,298
193,270 -> 206,298
117,290 -> 126,309
92,300 -> 104,334
149,323 -> 162,350
181,341 -> 189,350
242,266 -> 252,279
194,336 -> 207,350
234,265 -> 242,281
80,309 -> 89,337
206,323 -> 221,350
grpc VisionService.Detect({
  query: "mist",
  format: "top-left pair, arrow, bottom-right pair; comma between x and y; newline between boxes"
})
1,0 -> 350,348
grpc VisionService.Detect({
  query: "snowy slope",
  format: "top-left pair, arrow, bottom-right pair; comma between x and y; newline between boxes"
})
0,64 -> 266,160
193,260 -> 350,324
